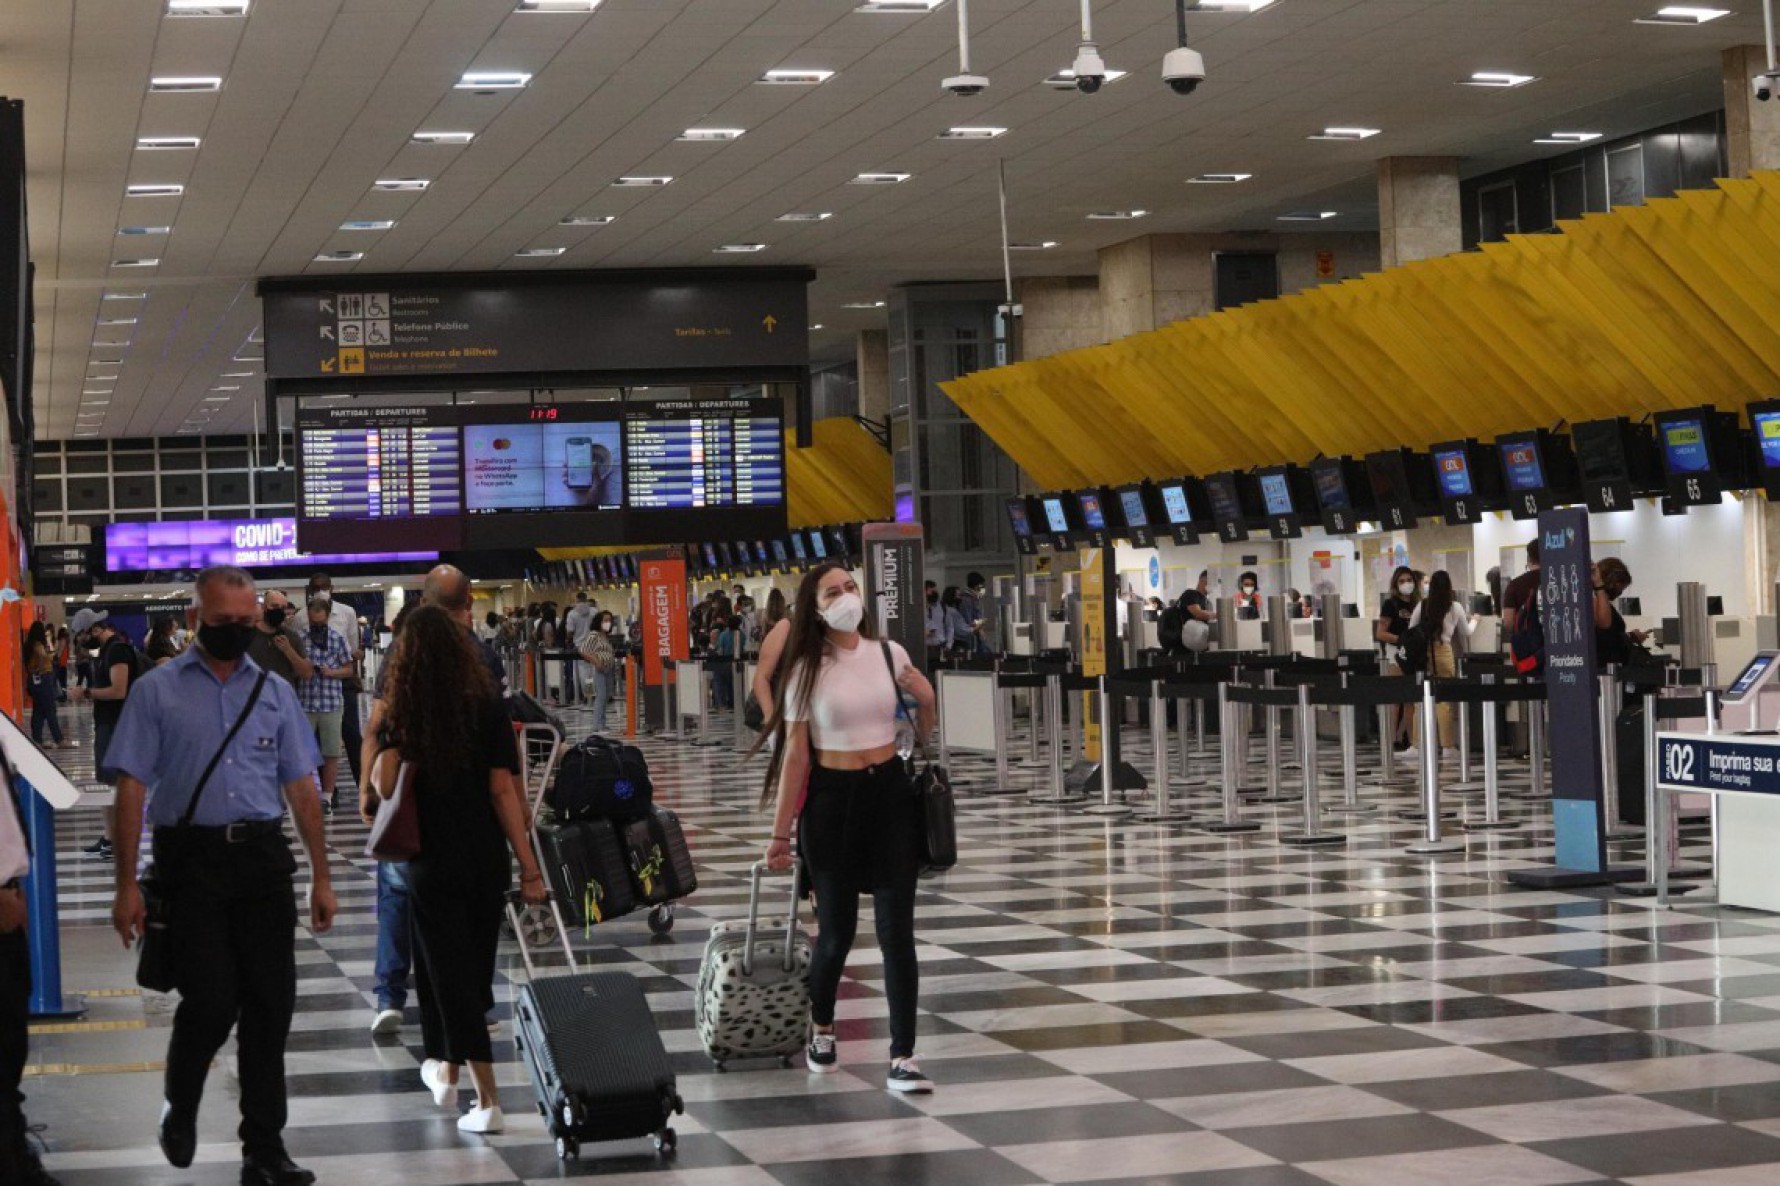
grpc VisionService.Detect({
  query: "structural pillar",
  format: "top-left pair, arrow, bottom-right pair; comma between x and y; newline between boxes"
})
1376,156 -> 1461,269
1017,276 -> 1104,360
857,328 -> 890,424
1725,45 -> 1780,177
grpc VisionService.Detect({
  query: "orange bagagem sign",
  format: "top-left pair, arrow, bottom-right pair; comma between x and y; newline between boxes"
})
639,557 -> 689,687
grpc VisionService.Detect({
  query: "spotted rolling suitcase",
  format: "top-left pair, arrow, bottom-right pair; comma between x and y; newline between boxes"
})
694,861 -> 812,1070
506,893 -> 684,1161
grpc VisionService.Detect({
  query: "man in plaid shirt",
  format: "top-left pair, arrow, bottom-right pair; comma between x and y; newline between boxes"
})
299,597 -> 356,815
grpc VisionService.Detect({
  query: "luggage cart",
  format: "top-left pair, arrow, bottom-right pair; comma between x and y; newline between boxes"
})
515,721 -> 676,940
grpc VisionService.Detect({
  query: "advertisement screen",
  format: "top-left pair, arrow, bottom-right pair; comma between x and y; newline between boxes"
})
1661,417 -> 1711,474
790,532 -> 807,561
1205,476 -> 1242,527
1259,473 -> 1293,518
1006,498 -> 1033,537
1160,484 -> 1192,525
465,419 -> 622,513
1312,462 -> 1349,510
1043,497 -> 1070,534
1755,412 -> 1780,469
1433,448 -> 1474,498
1500,440 -> 1546,492
1079,492 -> 1107,531
808,529 -> 828,559
107,518 -> 435,573
1118,489 -> 1149,528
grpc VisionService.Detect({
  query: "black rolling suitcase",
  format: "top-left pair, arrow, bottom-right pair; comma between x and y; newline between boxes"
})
622,806 -> 698,906
506,893 -> 684,1161
536,820 -> 636,927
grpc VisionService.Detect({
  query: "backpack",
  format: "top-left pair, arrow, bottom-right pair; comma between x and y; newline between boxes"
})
1159,604 -> 1186,650
1399,621 -> 1431,674
550,736 -> 654,821
1509,586 -> 1545,676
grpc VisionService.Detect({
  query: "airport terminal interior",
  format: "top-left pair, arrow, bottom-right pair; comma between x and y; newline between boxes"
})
12,1 -> 1780,1184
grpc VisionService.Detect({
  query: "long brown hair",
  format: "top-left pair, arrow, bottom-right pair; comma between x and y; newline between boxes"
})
1421,570 -> 1455,637
382,605 -> 495,779
753,563 -> 875,809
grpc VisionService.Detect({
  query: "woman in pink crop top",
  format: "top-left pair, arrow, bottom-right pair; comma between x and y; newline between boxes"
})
759,563 -> 937,1093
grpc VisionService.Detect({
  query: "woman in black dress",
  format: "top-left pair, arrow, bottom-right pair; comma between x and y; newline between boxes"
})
369,606 -> 546,1134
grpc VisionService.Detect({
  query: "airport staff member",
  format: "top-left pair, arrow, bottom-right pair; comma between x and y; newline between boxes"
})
110,566 -> 335,1186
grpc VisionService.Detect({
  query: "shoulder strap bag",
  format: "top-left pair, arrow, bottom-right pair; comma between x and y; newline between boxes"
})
880,643 -> 957,875
365,751 -> 421,862
137,669 -> 270,992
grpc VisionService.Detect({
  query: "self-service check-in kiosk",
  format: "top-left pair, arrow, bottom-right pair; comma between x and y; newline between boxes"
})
1703,651 -> 1780,912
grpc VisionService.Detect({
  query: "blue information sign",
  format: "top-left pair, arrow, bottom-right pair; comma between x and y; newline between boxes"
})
1537,507 -> 1607,874
1655,734 -> 1780,798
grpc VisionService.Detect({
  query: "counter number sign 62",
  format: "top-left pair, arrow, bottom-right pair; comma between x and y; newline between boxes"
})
1661,741 -> 1696,785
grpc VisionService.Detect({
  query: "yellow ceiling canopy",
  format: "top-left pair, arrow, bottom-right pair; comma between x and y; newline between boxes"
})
944,171 -> 1780,491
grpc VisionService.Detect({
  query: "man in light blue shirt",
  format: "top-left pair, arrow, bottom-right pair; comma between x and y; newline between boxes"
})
108,566 -> 335,1186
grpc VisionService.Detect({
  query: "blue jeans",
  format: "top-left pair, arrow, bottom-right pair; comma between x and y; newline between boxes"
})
28,674 -> 61,745
592,669 -> 613,731
374,860 -> 412,1011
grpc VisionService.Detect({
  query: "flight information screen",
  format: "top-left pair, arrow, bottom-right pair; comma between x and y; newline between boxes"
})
1433,447 -> 1474,498
298,406 -> 464,551
625,404 -> 784,509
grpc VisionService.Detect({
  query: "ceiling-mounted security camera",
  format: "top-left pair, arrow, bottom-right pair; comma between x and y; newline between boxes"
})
1755,69 -> 1779,101
942,0 -> 989,95
1073,0 -> 1108,93
1164,0 -> 1205,94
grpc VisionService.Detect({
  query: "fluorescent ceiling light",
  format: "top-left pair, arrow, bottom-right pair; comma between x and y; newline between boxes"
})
613,176 -> 673,187
118,226 -> 170,236
515,246 -> 566,257
149,77 -> 222,93
560,214 -> 615,226
96,318 -> 138,326
1535,130 -> 1604,144
166,0 -> 248,14
1188,172 -> 1252,183
1635,6 -> 1731,23
1279,211 -> 1338,221
102,293 -> 146,301
456,71 -> 532,90
209,386 -> 240,392
1193,0 -> 1276,9
1461,71 -> 1537,88
842,301 -> 886,309
759,68 -> 834,84
222,371 -> 256,377
811,324 -> 824,330
126,184 -> 184,197
340,219 -> 396,231
939,126 -> 1007,140
678,128 -> 746,141
411,131 -> 475,144
1008,241 -> 1059,250
1045,68 -> 1128,89
232,353 -> 261,361
1309,127 -> 1380,140
136,135 -> 200,150
515,0 -> 603,10
777,212 -> 832,222
373,178 -> 430,191
203,395 -> 231,402
851,172 -> 911,184
112,258 -> 160,268
1086,210 -> 1147,220
713,244 -> 767,254
856,1 -> 946,11
313,250 -> 363,262
82,390 -> 112,397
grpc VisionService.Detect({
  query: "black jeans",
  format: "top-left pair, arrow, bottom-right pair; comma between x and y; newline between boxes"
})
0,927 -> 28,1146
27,674 -> 60,745
155,826 -> 297,1159
341,686 -> 362,787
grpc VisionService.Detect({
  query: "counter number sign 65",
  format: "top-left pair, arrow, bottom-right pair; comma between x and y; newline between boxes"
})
1661,741 -> 1696,785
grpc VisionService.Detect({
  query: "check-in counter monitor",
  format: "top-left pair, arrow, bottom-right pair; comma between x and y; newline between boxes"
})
1714,651 -> 1780,913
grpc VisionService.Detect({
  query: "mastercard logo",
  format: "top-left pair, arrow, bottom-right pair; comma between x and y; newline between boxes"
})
491,438 -> 511,450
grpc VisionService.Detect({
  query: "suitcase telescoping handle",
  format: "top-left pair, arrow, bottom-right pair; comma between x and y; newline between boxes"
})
742,859 -> 801,978
505,890 -> 581,981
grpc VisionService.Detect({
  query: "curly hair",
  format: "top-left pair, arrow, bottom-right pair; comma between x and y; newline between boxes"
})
381,605 -> 495,779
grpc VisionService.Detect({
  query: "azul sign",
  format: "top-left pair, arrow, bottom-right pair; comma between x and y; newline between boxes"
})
104,517 -> 436,573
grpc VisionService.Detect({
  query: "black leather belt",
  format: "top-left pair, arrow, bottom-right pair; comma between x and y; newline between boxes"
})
175,819 -> 283,843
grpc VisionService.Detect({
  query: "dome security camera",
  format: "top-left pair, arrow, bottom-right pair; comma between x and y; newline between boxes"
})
1163,46 -> 1205,95
1755,70 -> 1778,101
943,73 -> 990,97
1072,43 -> 1107,93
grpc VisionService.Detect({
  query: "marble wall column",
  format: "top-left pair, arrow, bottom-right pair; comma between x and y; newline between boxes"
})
857,328 -> 890,424
1377,156 -> 1462,269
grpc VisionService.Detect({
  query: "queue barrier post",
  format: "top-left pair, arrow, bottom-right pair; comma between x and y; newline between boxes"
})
1254,671 -> 1294,804
994,680 -> 1012,792
1029,673 -> 1083,804
1330,695 -> 1376,816
1406,678 -> 1464,854
1083,678 -> 1134,818
735,663 -> 752,751
1622,691 -> 1708,900
1133,681 -> 1181,823
1281,683 -> 1344,846
1203,681 -> 1260,834
1598,669 -> 1639,839
1520,699 -> 1549,800
658,669 -> 681,740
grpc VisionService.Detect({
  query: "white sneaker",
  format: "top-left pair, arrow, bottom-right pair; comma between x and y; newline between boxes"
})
485,1016 -> 502,1037
1398,746 -> 1420,763
1441,747 -> 1461,764
420,1059 -> 457,1108
370,1008 -> 403,1036
456,1105 -> 503,1134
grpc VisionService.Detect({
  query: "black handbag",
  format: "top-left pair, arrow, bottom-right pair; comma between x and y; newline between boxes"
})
136,670 -> 269,993
880,644 -> 957,875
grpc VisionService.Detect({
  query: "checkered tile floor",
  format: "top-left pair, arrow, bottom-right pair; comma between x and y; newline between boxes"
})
26,697 -> 1780,1185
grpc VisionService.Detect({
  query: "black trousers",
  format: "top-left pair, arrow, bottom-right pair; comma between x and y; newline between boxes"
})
0,928 -> 29,1144
407,860 -> 501,1067
341,687 -> 363,786
155,827 -> 297,1159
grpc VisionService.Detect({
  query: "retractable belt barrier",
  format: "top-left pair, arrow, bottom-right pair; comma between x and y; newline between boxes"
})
1628,693 -> 1711,902
1396,678 -> 1547,853
995,670 -> 1054,774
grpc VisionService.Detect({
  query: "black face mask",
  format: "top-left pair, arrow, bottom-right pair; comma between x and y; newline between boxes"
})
198,621 -> 256,662
263,607 -> 288,629
927,593 -> 939,605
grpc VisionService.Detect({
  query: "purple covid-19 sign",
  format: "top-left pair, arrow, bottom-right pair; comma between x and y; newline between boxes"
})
104,518 -> 436,574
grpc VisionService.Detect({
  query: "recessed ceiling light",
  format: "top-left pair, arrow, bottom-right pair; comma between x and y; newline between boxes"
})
515,246 -> 566,257
118,226 -> 170,236
515,0 -> 603,10
713,244 -> 767,254
811,324 -> 825,330
938,127 -> 1007,140
1534,130 -> 1604,144
209,385 -> 241,391
1460,71 -> 1537,88
373,178 -> 430,191
203,395 -> 231,402
221,371 -> 255,377
856,0 -> 945,11
1086,210 -> 1147,220
96,318 -> 138,326
411,131 -> 475,145
559,214 -> 615,226
456,71 -> 532,90
112,258 -> 160,268
1188,172 -> 1252,183
678,128 -> 746,142
313,250 -> 363,262
166,0 -> 248,14
777,212 -> 833,222
1634,6 -> 1731,24
842,301 -> 887,309
126,184 -> 184,197
82,390 -> 113,397
1279,211 -> 1339,221
149,76 -> 223,93
340,219 -> 396,231
613,176 -> 673,187
1009,241 -> 1059,250
1194,0 -> 1276,9
102,293 -> 146,301
759,68 -> 834,85
136,135 -> 200,150
851,172 -> 911,184
1045,68 -> 1128,89
1309,127 -> 1380,140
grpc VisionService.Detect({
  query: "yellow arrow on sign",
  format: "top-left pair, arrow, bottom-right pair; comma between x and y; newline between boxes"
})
763,315 -> 778,333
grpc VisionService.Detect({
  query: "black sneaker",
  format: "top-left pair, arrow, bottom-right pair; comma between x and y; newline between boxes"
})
885,1056 -> 932,1093
83,839 -> 113,863
806,1029 -> 837,1074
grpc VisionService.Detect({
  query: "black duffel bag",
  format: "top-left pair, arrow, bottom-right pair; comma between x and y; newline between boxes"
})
550,736 -> 654,821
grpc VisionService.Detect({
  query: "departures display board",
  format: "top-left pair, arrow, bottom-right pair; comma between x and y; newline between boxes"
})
298,398 -> 787,553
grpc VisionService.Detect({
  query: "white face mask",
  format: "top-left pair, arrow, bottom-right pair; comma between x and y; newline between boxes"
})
820,591 -> 865,634
1397,581 -> 1415,596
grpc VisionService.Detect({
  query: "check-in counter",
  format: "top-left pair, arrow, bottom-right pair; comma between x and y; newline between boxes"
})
1340,617 -> 1377,653
1040,619 -> 1069,651
1007,620 -> 1034,657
